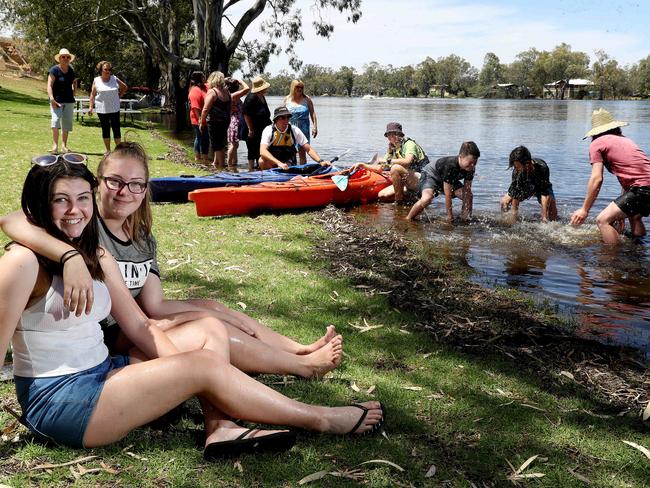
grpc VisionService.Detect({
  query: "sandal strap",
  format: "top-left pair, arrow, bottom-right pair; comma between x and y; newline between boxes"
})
236,428 -> 256,440
347,404 -> 370,435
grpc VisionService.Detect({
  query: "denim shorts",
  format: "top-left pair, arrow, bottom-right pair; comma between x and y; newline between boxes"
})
50,102 -> 74,131
14,355 -> 129,448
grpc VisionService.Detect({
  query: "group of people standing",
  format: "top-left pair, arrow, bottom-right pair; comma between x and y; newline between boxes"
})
359,108 -> 650,245
188,74 -> 321,172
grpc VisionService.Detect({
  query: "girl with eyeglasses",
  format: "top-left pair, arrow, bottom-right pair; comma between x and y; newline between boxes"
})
0,158 -> 384,457
3,142 -> 344,378
89,61 -> 128,153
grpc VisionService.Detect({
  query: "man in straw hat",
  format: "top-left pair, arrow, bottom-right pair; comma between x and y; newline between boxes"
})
571,108 -> 650,244
47,48 -> 77,153
259,106 -> 329,170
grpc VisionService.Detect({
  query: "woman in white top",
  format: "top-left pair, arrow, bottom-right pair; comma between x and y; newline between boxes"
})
0,155 -> 384,458
89,61 -> 128,153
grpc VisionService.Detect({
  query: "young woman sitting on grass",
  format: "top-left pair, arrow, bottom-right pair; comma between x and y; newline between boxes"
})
0,158 -> 384,458
1,142 -> 341,380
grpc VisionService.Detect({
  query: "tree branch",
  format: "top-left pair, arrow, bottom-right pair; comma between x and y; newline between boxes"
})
225,0 -> 266,53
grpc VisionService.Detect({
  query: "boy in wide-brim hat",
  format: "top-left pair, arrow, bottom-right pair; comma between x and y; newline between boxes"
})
570,108 -> 650,244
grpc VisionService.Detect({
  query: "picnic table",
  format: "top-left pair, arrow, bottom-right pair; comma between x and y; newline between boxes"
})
74,98 -> 142,123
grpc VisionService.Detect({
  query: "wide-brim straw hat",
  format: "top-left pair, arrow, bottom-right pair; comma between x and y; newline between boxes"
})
251,76 -> 270,94
584,108 -> 628,139
54,48 -> 76,63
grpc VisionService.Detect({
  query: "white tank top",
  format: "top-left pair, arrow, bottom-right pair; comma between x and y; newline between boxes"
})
93,75 -> 121,114
12,275 -> 111,377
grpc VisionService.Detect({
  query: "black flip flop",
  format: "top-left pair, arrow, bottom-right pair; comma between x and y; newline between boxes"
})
346,403 -> 386,436
203,429 -> 297,461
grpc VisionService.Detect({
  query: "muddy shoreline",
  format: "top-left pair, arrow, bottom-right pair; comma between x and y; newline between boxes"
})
313,206 -> 649,415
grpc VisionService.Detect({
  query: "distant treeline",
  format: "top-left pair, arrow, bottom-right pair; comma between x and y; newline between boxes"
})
265,43 -> 650,100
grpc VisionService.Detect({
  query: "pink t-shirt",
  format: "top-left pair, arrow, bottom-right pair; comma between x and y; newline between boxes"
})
589,134 -> 650,189
188,85 -> 207,125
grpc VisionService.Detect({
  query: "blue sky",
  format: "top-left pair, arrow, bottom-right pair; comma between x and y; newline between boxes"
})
249,0 -> 650,74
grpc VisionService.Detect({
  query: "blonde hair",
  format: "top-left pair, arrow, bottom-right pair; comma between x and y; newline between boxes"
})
207,71 -> 226,89
97,141 -> 152,243
288,79 -> 305,101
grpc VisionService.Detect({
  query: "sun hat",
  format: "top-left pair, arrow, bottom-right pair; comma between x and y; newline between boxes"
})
384,122 -> 404,137
251,76 -> 270,94
583,108 -> 628,139
273,106 -> 292,121
54,48 -> 75,63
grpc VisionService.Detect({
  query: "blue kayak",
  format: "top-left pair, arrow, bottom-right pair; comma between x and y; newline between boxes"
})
150,163 -> 340,202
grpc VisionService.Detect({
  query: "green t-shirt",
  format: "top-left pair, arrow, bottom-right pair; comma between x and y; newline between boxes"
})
384,137 -> 428,171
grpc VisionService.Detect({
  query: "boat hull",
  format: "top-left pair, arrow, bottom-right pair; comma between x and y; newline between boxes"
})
150,163 -> 338,202
188,168 -> 391,217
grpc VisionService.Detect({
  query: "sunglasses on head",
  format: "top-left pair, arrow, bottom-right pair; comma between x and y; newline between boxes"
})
31,153 -> 87,167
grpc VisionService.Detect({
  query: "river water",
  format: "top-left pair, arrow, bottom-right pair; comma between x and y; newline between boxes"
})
155,96 -> 650,354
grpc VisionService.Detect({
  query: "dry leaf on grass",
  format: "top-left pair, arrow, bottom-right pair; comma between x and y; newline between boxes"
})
506,455 -> 545,484
425,465 -> 437,478
367,385 -> 376,395
350,381 -> 361,392
357,459 -> 405,471
567,467 -> 592,484
622,440 -> 650,460
298,470 -> 328,484
237,302 -> 247,310
643,400 -> 650,422
233,460 -> 243,473
32,455 -> 98,471
125,451 -> 148,461
402,386 -> 423,391
559,371 -> 575,381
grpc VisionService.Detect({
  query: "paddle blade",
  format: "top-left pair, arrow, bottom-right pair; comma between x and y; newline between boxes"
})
332,174 -> 349,191
369,152 -> 378,165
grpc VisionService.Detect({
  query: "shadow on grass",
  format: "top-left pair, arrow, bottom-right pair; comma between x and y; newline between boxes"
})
0,87 -> 44,106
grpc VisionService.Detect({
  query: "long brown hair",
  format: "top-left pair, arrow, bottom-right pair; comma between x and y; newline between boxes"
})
97,141 -> 152,243
21,162 -> 104,280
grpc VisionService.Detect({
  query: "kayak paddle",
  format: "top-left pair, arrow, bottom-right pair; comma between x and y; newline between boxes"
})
332,153 -> 378,191
329,148 -> 351,165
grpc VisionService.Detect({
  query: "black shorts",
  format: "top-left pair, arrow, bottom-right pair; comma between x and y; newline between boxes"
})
419,173 -> 462,198
615,186 -> 650,217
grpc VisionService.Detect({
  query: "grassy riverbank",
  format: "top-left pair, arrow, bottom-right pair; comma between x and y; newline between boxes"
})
0,75 -> 648,487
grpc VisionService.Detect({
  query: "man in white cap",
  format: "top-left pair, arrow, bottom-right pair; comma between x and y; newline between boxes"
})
571,108 -> 650,244
47,48 -> 77,153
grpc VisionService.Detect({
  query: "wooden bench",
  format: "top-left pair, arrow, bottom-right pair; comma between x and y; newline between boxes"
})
74,98 -> 142,123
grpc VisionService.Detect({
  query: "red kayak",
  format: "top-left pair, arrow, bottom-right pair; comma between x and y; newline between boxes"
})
188,168 -> 391,217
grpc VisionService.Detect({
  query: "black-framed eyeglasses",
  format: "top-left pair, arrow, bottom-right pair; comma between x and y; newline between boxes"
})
101,176 -> 147,194
32,153 -> 87,167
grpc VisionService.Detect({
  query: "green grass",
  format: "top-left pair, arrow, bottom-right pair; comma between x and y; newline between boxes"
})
0,76 -> 649,487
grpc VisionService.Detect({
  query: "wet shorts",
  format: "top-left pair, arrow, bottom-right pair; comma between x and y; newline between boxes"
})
14,355 -> 129,448
419,173 -> 462,198
615,186 -> 650,217
50,102 -> 74,131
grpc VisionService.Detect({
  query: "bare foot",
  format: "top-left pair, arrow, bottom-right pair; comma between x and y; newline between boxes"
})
298,325 -> 337,355
320,401 -> 384,435
50,144 -> 58,153
62,146 -> 70,153
205,420 -> 290,447
303,334 -> 343,378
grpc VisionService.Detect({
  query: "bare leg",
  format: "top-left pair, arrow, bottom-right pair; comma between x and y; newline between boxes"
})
165,319 -> 342,378
61,130 -> 70,152
596,202 -> 627,244
51,128 -> 59,152
298,146 -> 307,164
83,350 -> 383,447
103,138 -> 111,152
390,164 -> 409,202
114,138 -> 121,148
406,188 -> 434,221
630,214 -> 646,237
186,298 -> 337,354
213,150 -> 225,171
227,141 -> 239,170
378,185 -> 395,202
